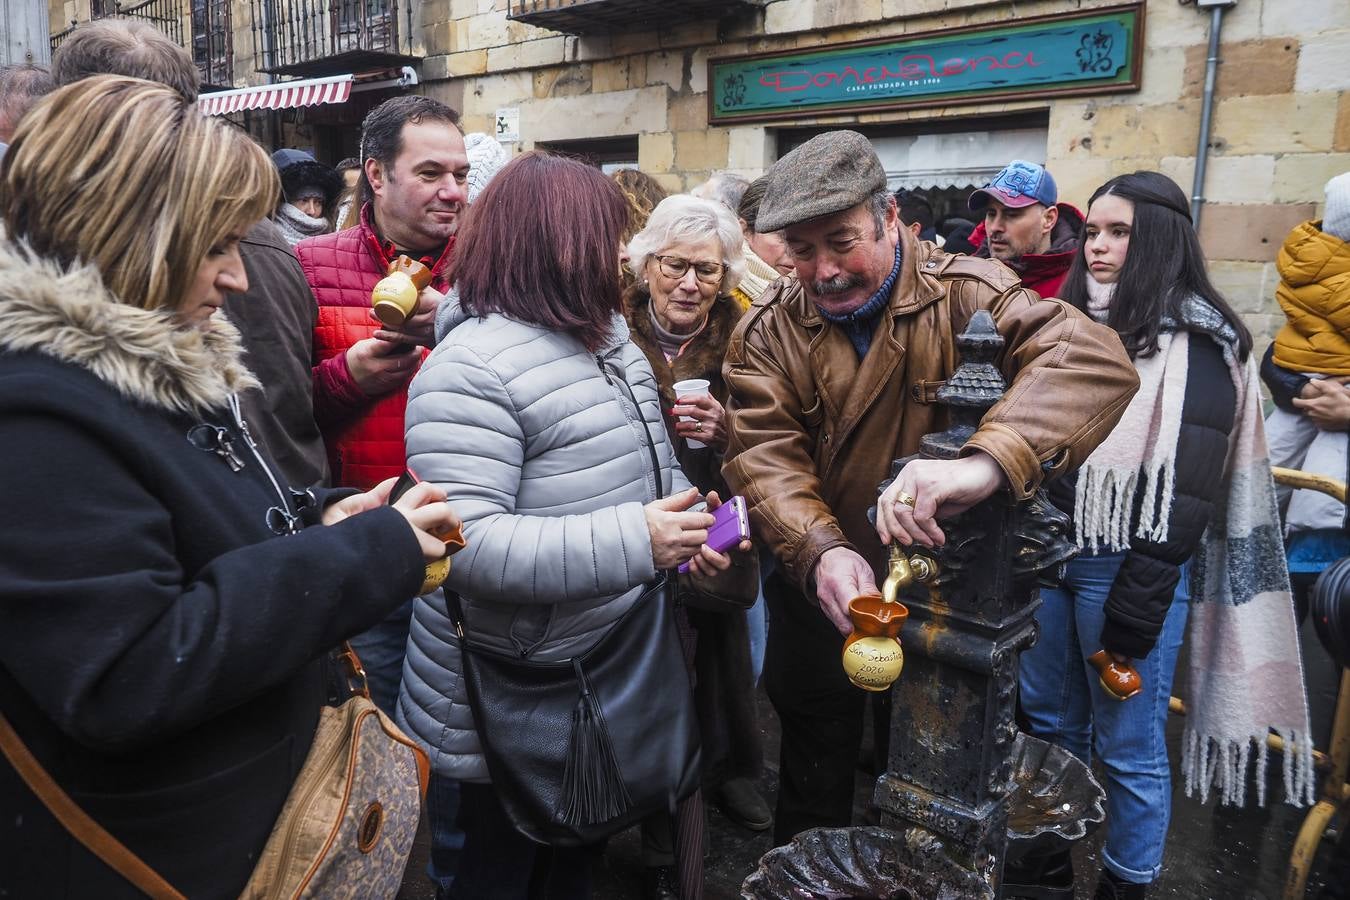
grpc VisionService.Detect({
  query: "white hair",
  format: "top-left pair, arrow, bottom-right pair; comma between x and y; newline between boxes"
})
627,194 -> 746,295
691,172 -> 750,213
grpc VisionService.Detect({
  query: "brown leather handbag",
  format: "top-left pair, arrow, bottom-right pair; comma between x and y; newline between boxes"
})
0,646 -> 429,900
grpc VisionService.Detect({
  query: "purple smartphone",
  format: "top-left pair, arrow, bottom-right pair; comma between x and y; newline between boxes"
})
678,495 -> 751,573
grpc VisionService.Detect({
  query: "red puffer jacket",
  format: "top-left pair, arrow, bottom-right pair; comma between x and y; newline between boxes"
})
299,204 -> 452,490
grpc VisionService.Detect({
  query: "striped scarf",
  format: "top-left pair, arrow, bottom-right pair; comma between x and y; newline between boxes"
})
1075,293 -> 1315,807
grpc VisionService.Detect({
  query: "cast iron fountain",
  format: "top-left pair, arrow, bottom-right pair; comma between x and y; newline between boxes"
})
742,311 -> 1106,900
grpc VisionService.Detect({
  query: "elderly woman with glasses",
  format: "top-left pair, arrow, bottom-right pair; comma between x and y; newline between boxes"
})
627,195 -> 744,463
623,194 -> 770,893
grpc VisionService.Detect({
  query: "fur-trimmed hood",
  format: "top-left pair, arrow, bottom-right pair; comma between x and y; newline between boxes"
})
279,159 -> 344,208
0,237 -> 258,416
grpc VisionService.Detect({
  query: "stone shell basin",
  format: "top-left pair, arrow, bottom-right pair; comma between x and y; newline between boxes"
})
1005,731 -> 1107,855
740,733 -> 1105,899
741,826 -> 992,900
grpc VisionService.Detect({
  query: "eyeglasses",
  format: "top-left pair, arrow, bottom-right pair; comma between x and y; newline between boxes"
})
654,255 -> 725,285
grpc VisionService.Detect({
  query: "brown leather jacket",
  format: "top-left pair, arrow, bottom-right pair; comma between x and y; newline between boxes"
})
721,227 -> 1138,589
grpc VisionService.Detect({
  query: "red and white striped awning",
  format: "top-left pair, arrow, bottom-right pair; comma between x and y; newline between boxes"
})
199,74 -> 354,117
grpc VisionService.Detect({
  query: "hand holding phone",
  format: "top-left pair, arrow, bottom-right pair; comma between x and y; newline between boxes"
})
679,495 -> 751,574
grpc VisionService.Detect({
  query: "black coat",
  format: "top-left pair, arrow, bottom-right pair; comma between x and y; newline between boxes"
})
0,244 -> 425,899
1048,334 -> 1237,658
1261,341 -> 1309,411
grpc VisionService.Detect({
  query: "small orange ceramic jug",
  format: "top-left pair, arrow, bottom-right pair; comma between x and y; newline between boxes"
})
371,256 -> 433,327
418,521 -> 468,596
842,592 -> 908,691
1088,650 -> 1142,701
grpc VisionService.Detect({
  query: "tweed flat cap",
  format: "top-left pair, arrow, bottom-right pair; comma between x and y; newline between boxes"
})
755,131 -> 888,233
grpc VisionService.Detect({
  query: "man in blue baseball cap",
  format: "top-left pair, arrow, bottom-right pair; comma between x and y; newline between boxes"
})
968,160 -> 1084,298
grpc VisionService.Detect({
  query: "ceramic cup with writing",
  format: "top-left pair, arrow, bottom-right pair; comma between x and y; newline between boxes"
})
672,378 -> 711,449
842,592 -> 908,692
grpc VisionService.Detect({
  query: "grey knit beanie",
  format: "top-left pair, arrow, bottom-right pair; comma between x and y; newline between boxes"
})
1324,172 -> 1350,242
463,133 -> 510,204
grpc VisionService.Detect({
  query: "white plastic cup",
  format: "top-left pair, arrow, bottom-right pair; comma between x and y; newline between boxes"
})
673,378 -> 711,449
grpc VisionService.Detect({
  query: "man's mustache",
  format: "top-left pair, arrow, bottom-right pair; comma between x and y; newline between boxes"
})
812,274 -> 867,296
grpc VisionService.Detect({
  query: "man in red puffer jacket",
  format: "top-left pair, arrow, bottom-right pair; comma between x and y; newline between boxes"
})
296,95 -> 467,723
966,160 -> 1084,299
300,95 -> 466,494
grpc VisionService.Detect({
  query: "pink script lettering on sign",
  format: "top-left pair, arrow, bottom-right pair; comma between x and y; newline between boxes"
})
757,50 -> 1043,93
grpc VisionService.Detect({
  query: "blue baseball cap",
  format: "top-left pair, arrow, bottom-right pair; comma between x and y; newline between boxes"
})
968,160 -> 1058,211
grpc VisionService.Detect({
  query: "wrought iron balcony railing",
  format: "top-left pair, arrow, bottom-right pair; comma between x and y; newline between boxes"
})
118,0 -> 186,45
506,0 -> 760,35
191,0 -> 233,89
251,0 -> 419,78
50,22 -> 77,55
48,0 -> 232,89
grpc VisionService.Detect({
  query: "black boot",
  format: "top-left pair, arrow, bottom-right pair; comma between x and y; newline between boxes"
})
717,777 -> 773,832
1094,869 -> 1148,900
1000,848 -> 1074,899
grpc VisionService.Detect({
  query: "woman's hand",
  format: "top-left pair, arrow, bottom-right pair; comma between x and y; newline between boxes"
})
321,477 -> 397,526
392,481 -> 463,563
1293,377 -> 1350,431
683,490 -> 753,578
645,487 -> 714,570
671,394 -> 728,452
323,477 -> 462,564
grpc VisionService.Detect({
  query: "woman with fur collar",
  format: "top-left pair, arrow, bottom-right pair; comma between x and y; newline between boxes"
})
272,148 -> 345,246
0,77 -> 460,898
624,194 -> 769,895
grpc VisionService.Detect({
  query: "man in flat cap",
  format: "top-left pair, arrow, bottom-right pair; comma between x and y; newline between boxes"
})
721,131 -> 1138,844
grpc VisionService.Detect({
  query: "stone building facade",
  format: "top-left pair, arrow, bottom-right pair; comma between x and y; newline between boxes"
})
419,0 -> 1349,345
42,0 -> 1350,342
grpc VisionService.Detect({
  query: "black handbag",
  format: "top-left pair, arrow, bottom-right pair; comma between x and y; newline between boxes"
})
446,369 -> 701,846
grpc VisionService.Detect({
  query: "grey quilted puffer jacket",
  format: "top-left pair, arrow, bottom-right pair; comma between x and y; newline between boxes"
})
395,294 -> 690,781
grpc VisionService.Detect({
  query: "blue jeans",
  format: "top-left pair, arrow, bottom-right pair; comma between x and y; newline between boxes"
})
426,774 -> 465,896
347,597 -> 414,716
1019,552 -> 1190,885
747,547 -> 775,684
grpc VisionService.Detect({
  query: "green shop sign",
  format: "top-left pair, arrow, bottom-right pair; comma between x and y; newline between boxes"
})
708,4 -> 1144,124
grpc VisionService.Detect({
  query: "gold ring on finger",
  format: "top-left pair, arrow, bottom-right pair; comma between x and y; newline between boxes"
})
896,491 -> 916,509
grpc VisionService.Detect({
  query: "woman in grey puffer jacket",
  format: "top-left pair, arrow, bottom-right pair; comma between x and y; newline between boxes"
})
396,152 -> 737,900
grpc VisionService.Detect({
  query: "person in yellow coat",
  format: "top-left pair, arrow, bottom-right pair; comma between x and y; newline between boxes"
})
1271,172 -> 1350,375
1263,172 -> 1350,609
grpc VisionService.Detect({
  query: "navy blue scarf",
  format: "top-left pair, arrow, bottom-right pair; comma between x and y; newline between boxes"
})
816,242 -> 902,358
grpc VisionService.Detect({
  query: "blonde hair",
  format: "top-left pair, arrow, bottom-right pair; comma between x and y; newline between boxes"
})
627,194 -> 746,294
0,75 -> 277,312
612,168 -> 668,245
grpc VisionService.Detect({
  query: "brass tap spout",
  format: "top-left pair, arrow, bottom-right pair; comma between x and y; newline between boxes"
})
881,543 -> 938,605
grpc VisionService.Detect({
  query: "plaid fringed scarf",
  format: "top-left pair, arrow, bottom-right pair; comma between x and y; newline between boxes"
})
1075,295 -> 1315,808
